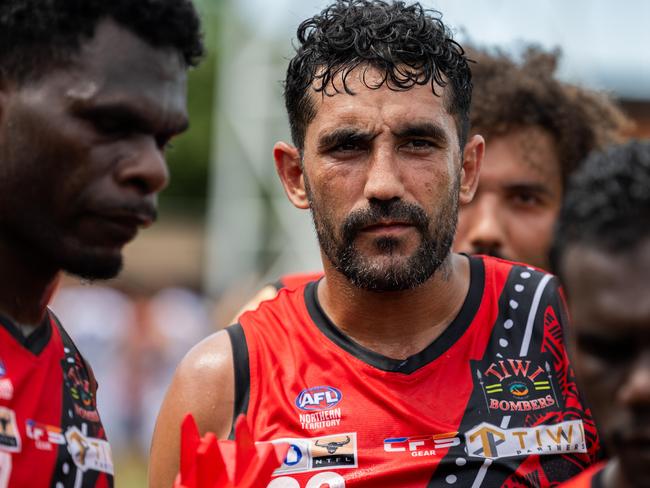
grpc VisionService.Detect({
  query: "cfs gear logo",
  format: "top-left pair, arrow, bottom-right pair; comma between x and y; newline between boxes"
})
295,386 -> 342,412
26,420 -> 66,451
465,420 -> 587,460
0,407 -> 20,452
383,432 -> 461,457
474,357 -> 560,414
65,426 -> 114,475
271,432 -> 358,476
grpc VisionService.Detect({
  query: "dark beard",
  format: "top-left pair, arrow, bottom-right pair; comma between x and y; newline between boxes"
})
306,177 -> 459,292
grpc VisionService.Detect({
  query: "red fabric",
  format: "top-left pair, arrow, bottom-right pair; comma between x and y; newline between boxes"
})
557,462 -> 606,487
278,272 -> 324,290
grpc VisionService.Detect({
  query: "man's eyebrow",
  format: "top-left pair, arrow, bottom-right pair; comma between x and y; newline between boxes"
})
504,182 -> 555,196
317,127 -> 376,150
75,102 -> 189,135
392,122 -> 449,145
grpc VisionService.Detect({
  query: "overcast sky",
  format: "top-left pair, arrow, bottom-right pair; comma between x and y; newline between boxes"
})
231,0 -> 650,99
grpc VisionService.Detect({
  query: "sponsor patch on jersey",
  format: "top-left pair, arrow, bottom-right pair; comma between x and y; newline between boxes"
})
270,432 -> 357,476
65,426 -> 114,475
295,386 -> 342,412
0,407 -> 21,452
473,355 -> 561,414
26,420 -> 66,451
383,432 -> 461,457
0,379 -> 13,401
465,419 -> 587,460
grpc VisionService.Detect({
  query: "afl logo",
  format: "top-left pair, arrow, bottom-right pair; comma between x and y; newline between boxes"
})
295,386 -> 342,411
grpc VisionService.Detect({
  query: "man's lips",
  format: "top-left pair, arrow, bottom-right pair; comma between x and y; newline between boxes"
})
87,209 -> 156,245
360,221 -> 415,234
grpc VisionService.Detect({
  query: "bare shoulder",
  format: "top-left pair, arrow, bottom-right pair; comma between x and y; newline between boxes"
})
148,329 -> 235,488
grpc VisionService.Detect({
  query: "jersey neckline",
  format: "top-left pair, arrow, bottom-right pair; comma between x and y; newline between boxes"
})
0,311 -> 53,356
304,254 -> 485,374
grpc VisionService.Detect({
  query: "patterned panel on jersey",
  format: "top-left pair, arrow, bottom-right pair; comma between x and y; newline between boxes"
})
429,265 -> 593,487
50,320 -> 113,488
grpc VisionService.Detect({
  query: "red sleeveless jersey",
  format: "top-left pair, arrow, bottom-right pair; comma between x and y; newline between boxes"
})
229,255 -> 600,487
0,311 -> 113,487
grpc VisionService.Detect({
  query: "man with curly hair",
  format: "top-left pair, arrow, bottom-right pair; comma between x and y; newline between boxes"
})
231,46 -> 629,321
0,1 -> 202,486
552,141 -> 650,488
153,2 -> 600,487
454,47 -> 629,270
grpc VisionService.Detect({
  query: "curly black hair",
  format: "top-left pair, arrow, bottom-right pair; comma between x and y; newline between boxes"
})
469,46 -> 631,187
0,0 -> 204,83
551,140 -> 650,276
284,0 -> 472,150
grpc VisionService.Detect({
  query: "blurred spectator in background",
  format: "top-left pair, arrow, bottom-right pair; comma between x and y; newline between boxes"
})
552,140 -> 650,487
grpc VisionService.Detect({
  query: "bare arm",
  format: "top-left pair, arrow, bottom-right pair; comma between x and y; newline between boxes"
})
148,330 -> 235,488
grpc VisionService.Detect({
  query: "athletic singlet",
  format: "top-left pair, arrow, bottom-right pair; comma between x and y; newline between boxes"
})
557,462 -> 605,487
228,255 -> 600,487
0,311 -> 113,487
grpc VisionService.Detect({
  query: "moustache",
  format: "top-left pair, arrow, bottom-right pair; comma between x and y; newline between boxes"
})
341,200 -> 429,243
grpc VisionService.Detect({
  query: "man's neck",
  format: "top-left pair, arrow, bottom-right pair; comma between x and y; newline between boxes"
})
317,253 -> 472,360
0,241 -> 59,327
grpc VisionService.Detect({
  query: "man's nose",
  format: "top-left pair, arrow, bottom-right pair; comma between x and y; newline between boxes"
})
457,195 -> 506,256
619,350 -> 650,407
363,147 -> 405,202
115,136 -> 169,195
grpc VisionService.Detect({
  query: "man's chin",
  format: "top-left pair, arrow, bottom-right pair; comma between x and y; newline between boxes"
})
60,248 -> 124,280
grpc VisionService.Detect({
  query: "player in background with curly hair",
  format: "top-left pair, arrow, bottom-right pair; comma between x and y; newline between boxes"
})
0,1 -> 202,486
455,46 -> 631,270
552,141 -> 650,488
152,2 -> 601,486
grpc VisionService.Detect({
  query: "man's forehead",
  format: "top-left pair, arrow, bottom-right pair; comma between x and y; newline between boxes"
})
564,241 -> 650,328
481,127 -> 561,182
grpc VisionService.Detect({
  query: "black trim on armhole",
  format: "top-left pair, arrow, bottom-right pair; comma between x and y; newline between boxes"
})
226,323 -> 250,440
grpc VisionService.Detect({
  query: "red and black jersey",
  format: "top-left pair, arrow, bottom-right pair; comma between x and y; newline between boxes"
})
228,255 -> 600,487
557,462 -> 606,487
0,311 -> 113,487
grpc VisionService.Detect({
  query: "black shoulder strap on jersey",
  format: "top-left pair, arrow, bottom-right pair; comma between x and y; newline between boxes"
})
50,311 -> 99,396
226,323 -> 250,439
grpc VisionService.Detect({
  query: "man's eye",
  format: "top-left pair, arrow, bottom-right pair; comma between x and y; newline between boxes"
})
94,117 -> 129,136
403,139 -> 434,150
333,142 -> 362,152
510,192 -> 542,207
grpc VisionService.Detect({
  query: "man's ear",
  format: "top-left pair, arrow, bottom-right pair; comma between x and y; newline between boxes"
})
273,141 -> 309,209
458,134 -> 485,205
